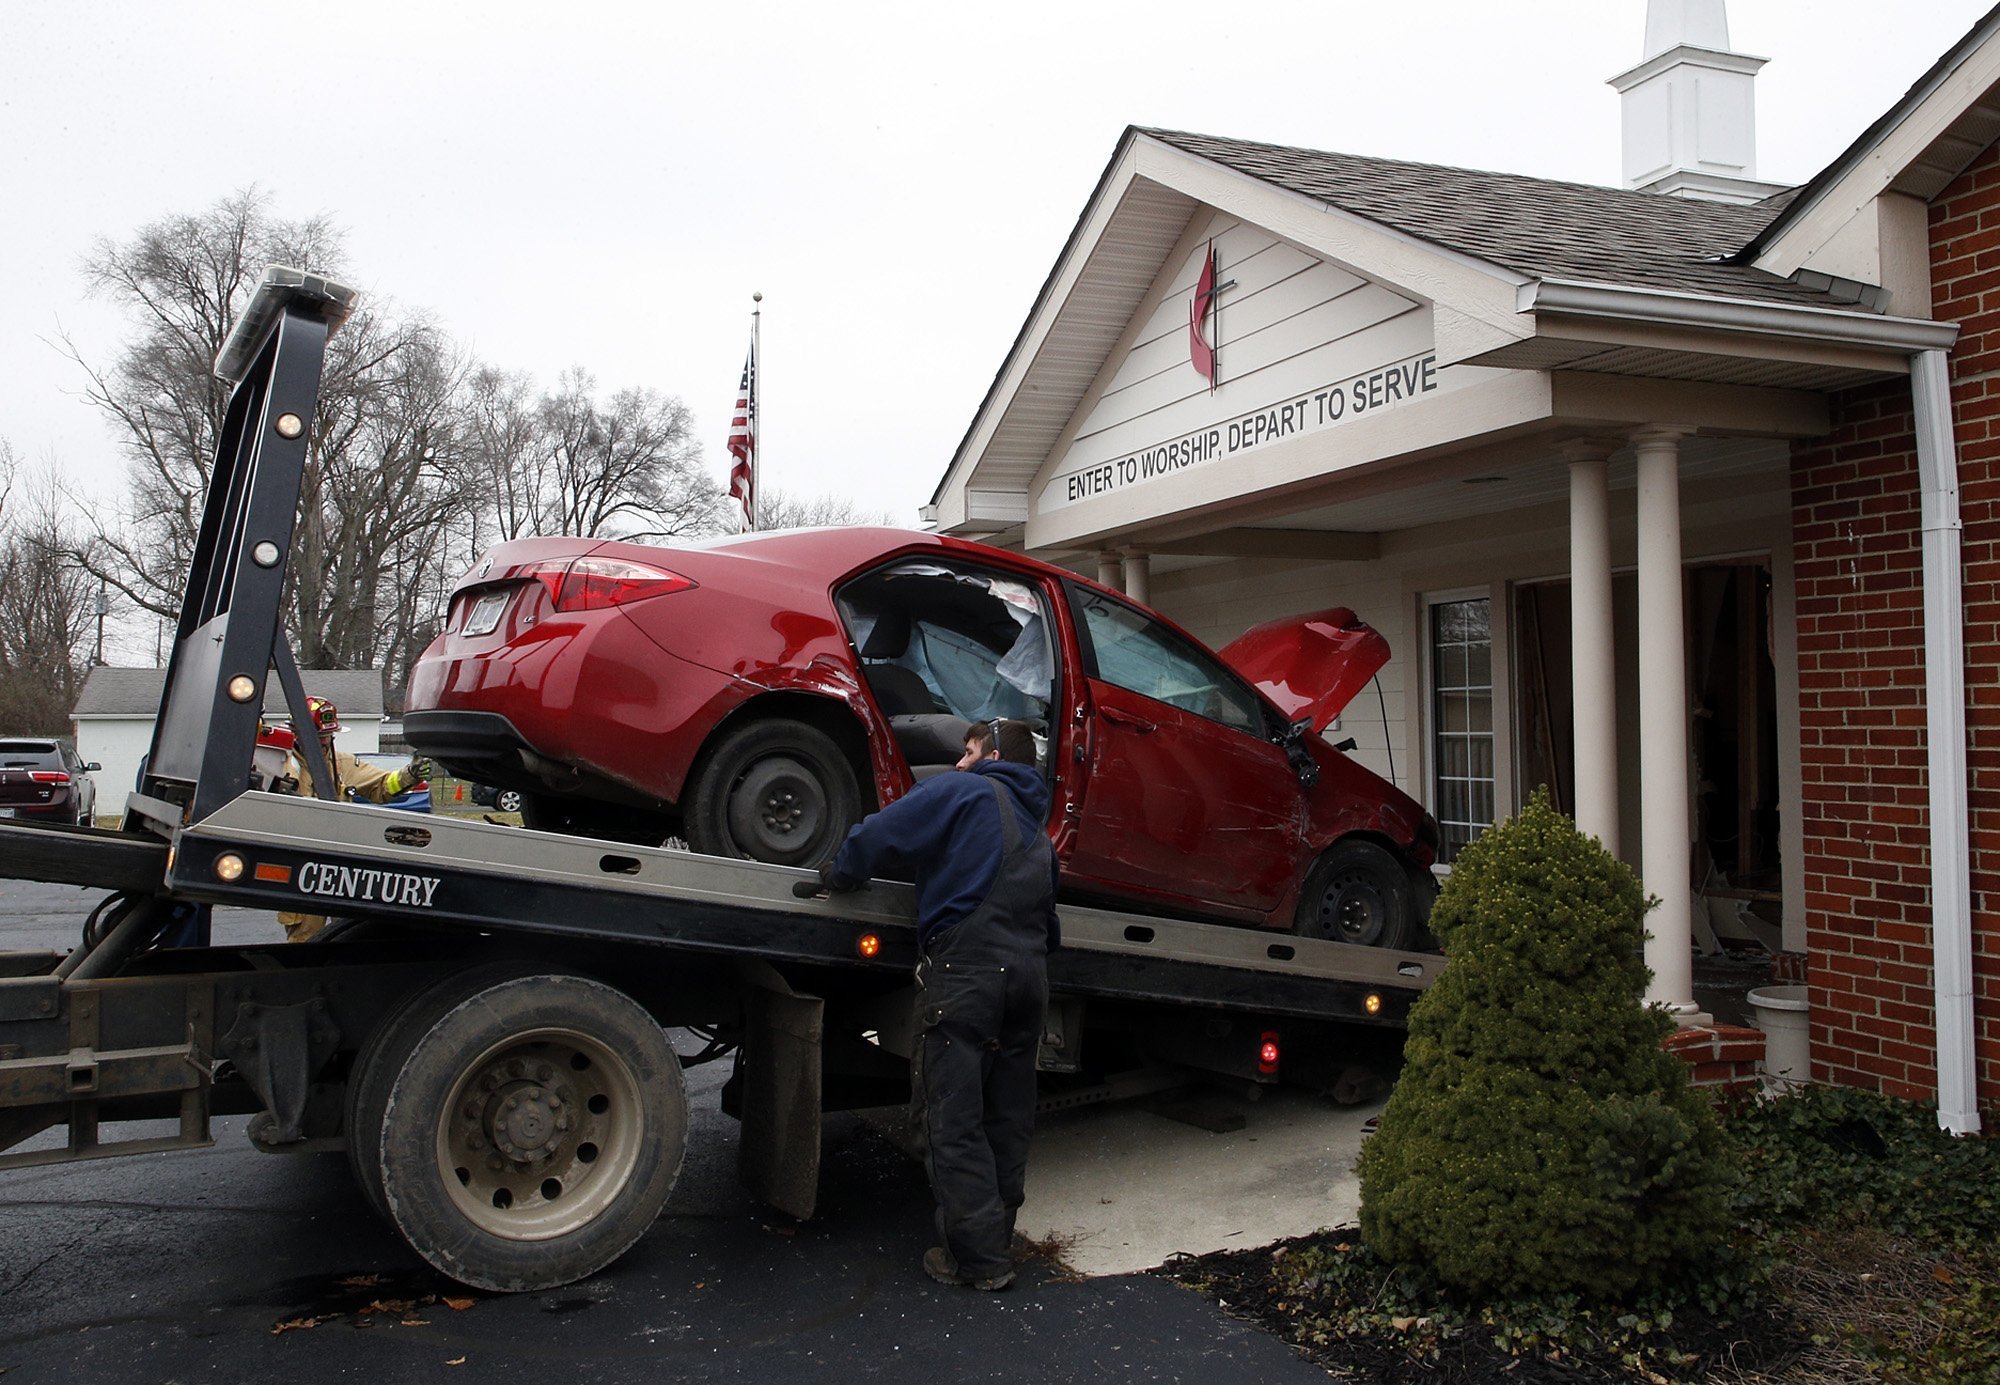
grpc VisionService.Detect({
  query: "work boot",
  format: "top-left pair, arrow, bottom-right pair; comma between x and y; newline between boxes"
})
923,1246 -> 1014,1291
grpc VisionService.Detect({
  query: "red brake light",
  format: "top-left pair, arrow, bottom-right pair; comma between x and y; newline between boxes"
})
29,771 -> 70,785
524,556 -> 696,612
1258,1031 -> 1280,1076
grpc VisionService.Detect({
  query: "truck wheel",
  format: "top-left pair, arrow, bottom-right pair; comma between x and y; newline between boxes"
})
346,966 -> 531,1222
494,789 -> 523,814
372,971 -> 688,1292
1294,840 -> 1418,949
685,717 -> 859,867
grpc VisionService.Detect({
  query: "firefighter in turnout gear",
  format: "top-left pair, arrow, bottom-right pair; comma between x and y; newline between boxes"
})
822,719 -> 1059,1291
277,695 -> 430,942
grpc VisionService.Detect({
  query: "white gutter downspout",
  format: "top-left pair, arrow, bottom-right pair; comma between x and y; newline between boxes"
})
1911,347 -> 1981,1137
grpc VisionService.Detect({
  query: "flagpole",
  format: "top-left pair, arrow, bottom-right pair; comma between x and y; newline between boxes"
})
750,291 -> 762,532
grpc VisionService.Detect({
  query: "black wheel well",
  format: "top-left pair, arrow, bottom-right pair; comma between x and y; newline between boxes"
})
695,692 -> 877,812
1310,831 -> 1414,872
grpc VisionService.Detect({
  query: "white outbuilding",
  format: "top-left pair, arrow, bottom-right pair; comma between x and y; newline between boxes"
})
71,667 -> 386,816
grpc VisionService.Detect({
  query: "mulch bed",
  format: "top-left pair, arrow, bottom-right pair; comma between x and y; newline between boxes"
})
1155,1232 -> 1817,1384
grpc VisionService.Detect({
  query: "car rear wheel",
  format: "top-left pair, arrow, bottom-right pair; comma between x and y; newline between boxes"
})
1294,839 -> 1421,949
494,789 -> 523,814
685,717 -> 859,868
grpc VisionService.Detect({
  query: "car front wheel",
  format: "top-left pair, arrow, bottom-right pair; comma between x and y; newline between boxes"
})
685,717 -> 860,868
1294,839 -> 1424,949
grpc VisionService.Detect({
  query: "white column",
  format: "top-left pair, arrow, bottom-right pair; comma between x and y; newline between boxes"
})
1122,549 -> 1151,606
1566,443 -> 1618,850
1633,428 -> 1698,1014
1096,551 -> 1123,590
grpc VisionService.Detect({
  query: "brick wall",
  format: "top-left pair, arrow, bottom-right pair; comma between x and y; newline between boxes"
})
1790,137 -> 2000,1112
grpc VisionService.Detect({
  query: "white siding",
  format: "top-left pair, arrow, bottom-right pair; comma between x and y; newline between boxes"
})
1036,213 -> 1501,525
71,718 -> 152,823
72,716 -> 383,823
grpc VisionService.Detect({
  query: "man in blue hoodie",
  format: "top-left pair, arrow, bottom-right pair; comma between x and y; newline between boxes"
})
823,718 -> 1059,1291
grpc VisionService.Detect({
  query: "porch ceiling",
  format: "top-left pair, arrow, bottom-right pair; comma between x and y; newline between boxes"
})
1463,339 -> 1899,392
1117,434 -> 1788,568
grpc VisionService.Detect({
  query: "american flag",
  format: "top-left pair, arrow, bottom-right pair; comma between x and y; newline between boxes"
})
726,341 -> 757,531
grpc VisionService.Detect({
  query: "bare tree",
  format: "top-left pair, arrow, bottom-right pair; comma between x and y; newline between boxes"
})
0,446 -> 98,733
754,487 -> 899,530
67,190 -> 727,712
69,191 -> 467,709
66,188 -> 343,619
459,366 -> 546,547
537,370 -> 717,541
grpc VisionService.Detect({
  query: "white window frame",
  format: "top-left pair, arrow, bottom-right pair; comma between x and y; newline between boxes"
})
1420,585 -> 1506,872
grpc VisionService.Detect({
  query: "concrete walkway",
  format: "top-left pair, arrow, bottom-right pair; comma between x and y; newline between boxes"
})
1018,1088 -> 1380,1276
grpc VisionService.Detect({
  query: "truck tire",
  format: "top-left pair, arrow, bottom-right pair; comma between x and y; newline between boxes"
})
370,970 -> 688,1292
346,965 -> 534,1221
684,717 -> 860,867
1294,839 -> 1419,950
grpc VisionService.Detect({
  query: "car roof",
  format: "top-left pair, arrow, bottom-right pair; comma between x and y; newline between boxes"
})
486,527 -> 1062,589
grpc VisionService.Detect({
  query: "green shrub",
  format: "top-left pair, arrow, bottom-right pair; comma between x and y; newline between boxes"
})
1357,789 -> 1734,1300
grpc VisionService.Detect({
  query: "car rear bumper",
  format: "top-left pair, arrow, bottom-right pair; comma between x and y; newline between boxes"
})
0,799 -> 77,821
403,710 -> 667,811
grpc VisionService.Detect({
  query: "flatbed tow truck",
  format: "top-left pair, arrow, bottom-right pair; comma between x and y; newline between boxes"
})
0,269 -> 1439,1292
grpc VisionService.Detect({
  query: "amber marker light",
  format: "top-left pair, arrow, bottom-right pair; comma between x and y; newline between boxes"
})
254,863 -> 291,884
214,853 -> 246,882
226,675 -> 258,702
1363,993 -> 1384,1016
856,933 -> 882,960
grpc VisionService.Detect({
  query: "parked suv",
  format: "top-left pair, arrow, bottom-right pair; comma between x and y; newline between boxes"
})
0,738 -> 100,825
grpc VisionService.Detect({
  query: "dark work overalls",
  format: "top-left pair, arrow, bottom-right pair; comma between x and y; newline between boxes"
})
911,778 -> 1055,1281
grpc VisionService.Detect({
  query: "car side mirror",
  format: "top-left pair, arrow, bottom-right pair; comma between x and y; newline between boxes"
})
85,762 -> 101,772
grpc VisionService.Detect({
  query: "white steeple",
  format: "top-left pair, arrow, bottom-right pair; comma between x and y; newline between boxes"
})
1610,0 -> 1786,204
1643,0 -> 1730,57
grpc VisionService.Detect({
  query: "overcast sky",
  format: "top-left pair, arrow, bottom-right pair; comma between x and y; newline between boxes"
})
3,0 -> 1993,540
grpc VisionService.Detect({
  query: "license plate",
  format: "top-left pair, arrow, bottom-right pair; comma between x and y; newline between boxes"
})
0,808 -> 13,818
463,590 -> 510,637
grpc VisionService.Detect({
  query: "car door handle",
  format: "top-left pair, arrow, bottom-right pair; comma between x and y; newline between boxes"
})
1100,708 -> 1158,734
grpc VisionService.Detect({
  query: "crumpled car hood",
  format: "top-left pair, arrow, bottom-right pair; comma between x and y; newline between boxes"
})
1218,607 -> 1389,733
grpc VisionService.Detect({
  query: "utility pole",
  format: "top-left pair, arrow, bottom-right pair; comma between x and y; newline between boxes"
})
93,584 -> 108,666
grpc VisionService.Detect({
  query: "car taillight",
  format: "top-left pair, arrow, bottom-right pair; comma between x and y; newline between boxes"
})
29,771 -> 70,785
524,556 -> 697,612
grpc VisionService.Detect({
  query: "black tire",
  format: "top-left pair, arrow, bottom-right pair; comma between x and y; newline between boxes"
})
494,789 -> 523,814
373,970 -> 688,1292
684,717 -> 860,867
1294,839 -> 1420,949
346,967 -> 524,1222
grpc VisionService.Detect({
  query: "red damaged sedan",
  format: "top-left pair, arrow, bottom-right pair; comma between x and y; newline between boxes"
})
405,528 -> 1440,947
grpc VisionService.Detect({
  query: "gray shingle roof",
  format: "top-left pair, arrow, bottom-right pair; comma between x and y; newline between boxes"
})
71,667 -> 386,720
1140,128 -> 1838,307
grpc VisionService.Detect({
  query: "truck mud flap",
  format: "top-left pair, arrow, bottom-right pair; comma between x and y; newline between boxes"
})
732,962 -> 824,1220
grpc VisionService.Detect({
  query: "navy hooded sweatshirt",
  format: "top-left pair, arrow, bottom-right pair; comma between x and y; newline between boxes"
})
827,758 -> 1061,949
